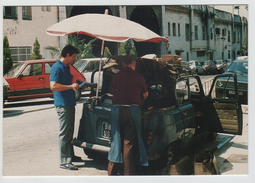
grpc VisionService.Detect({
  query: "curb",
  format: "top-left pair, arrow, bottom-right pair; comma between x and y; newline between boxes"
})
3,106 -> 55,117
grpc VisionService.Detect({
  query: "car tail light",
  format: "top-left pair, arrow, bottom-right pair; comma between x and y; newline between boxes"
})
195,111 -> 203,116
147,131 -> 155,145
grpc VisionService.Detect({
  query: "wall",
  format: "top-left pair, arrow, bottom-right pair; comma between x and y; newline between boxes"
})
3,6 -> 59,60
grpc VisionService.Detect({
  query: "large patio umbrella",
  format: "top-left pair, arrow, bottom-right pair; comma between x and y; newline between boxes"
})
45,10 -> 169,100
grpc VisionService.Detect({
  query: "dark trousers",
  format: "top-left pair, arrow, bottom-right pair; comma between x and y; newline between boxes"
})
108,106 -> 138,175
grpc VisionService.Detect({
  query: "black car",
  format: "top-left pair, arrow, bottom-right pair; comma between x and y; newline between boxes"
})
215,59 -> 248,104
202,60 -> 217,75
72,56 -> 243,174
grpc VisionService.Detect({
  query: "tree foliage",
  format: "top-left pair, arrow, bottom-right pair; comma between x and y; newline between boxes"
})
103,46 -> 112,58
30,37 -> 43,60
118,39 -> 137,56
45,34 -> 97,60
3,36 -> 13,75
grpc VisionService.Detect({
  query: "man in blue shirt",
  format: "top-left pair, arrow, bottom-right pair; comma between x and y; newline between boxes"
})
50,45 -> 80,170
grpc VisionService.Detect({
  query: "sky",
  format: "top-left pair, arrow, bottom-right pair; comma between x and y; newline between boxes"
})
214,5 -> 248,19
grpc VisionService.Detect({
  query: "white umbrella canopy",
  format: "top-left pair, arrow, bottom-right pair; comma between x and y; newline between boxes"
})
45,13 -> 169,43
45,11 -> 169,102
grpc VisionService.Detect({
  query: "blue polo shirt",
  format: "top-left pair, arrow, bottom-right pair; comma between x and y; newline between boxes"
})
50,59 -> 76,106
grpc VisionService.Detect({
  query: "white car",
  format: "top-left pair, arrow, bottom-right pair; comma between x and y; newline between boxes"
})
236,56 -> 248,60
189,60 -> 204,75
215,60 -> 227,73
73,58 -> 107,90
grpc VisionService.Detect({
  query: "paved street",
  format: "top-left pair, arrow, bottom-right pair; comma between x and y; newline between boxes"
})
2,95 -> 109,177
1,86 -> 251,182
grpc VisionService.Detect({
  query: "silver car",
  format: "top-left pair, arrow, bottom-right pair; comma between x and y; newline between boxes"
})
73,58 -> 107,90
189,60 -> 204,75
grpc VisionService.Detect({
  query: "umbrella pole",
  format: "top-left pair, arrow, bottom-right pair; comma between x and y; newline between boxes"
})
95,9 -> 108,105
95,40 -> 105,105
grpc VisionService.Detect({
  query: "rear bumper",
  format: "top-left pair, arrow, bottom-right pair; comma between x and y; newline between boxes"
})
72,138 -> 110,153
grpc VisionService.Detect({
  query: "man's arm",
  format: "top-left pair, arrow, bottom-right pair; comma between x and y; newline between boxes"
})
50,81 -> 79,92
142,91 -> 148,100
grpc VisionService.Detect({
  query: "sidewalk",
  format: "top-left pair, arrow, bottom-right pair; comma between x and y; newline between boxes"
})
214,105 -> 248,175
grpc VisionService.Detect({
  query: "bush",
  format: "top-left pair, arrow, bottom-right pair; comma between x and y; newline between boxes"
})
30,37 -> 43,60
3,36 -> 13,75
118,39 -> 137,56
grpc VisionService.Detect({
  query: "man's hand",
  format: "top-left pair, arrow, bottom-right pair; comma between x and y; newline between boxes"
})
71,83 -> 79,91
142,91 -> 149,100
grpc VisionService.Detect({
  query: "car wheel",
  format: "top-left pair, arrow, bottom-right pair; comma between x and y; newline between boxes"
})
167,146 -> 175,164
157,145 -> 177,175
83,148 -> 107,160
75,89 -> 82,101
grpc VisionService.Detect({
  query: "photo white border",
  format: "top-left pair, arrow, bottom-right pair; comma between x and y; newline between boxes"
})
1,0 -> 254,183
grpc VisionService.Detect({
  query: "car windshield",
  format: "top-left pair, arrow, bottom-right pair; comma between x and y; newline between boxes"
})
216,61 -> 222,64
204,62 -> 209,66
4,62 -> 25,77
227,61 -> 248,75
73,60 -> 87,71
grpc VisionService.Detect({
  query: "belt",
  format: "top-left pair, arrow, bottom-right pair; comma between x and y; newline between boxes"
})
113,104 -> 139,107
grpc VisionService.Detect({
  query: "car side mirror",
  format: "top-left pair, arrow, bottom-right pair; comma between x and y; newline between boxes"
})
18,74 -> 23,80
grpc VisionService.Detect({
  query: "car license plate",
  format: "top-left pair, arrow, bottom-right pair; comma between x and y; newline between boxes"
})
102,122 -> 111,138
228,90 -> 243,96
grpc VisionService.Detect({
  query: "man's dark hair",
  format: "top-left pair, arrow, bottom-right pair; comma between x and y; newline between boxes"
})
61,45 -> 79,57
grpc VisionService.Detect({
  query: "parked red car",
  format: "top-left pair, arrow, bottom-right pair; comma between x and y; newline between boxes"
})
4,59 -> 85,103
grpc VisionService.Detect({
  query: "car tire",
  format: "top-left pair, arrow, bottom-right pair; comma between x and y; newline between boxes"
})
75,89 -> 82,101
83,148 -> 107,160
157,145 -> 178,175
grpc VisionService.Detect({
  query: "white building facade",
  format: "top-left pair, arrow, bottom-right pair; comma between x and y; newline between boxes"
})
3,5 -> 248,63
3,6 -> 60,62
162,5 -> 248,62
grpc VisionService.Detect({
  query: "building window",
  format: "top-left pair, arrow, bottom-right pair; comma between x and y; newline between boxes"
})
222,29 -> 226,36
237,32 -> 240,43
41,6 -> 51,12
10,47 -> 32,62
178,23 -> 180,36
173,23 -> 176,36
228,30 -> 231,42
228,51 -> 231,59
233,31 -> 236,43
211,28 -> 213,40
202,26 -> 206,40
168,22 -> 171,36
3,6 -> 17,19
215,28 -> 221,35
22,6 -> 32,20
195,25 -> 198,40
185,24 -> 190,41
197,51 -> 205,57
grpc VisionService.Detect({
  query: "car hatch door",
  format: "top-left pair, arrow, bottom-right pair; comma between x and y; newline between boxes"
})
175,77 -> 195,144
204,73 -> 243,135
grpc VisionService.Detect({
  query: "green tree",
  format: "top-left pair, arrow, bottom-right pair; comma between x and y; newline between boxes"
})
129,40 -> 137,56
45,34 -> 96,60
3,36 -> 13,75
103,46 -> 112,58
118,40 -> 137,56
30,37 -> 43,60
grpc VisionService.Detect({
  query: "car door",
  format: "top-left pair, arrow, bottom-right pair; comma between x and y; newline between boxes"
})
44,61 -> 55,94
175,77 -> 196,144
203,74 -> 243,135
14,63 -> 44,97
